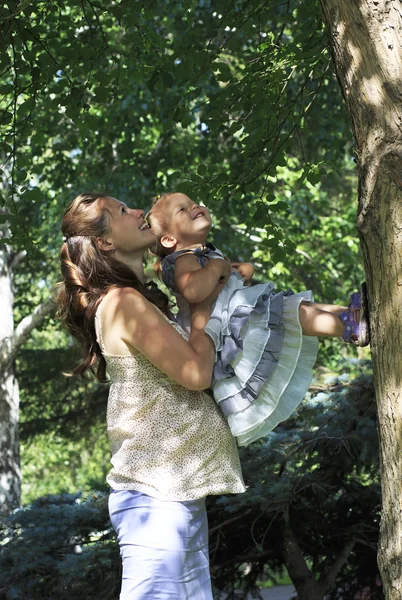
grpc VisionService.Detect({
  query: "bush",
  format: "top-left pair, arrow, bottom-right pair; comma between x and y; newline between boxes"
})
0,492 -> 120,600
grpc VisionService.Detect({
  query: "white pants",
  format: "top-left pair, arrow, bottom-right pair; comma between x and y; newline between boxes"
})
109,490 -> 213,600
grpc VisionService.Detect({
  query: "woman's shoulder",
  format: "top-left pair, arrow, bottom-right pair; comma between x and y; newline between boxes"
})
103,286 -> 144,304
101,286 -> 157,317
99,287 -> 171,356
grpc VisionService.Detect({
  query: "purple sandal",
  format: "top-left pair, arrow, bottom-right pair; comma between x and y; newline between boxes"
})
339,282 -> 370,347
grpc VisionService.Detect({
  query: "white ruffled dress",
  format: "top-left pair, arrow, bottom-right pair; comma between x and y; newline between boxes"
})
162,244 -> 319,446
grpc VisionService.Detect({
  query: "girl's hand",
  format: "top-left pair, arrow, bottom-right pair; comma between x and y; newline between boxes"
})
218,258 -> 233,285
231,262 -> 254,282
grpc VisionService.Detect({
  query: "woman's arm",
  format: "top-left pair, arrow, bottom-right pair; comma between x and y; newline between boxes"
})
174,253 -> 232,303
102,287 -> 219,390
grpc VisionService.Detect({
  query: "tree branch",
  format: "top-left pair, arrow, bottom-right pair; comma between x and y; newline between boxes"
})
9,249 -> 26,271
319,537 -> 356,593
209,509 -> 253,536
211,548 -> 275,570
0,296 -> 55,370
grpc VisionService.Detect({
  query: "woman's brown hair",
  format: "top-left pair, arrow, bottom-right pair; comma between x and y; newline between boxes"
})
57,192 -> 171,382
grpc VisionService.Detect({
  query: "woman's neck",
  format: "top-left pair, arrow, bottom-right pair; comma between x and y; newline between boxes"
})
115,251 -> 146,283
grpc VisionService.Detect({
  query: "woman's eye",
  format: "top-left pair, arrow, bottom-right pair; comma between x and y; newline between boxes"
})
121,207 -> 128,213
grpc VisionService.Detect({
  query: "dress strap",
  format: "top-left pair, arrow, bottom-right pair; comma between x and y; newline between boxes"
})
161,246 -> 212,293
94,300 -> 107,354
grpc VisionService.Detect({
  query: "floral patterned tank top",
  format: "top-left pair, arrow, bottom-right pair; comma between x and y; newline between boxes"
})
94,300 -> 245,501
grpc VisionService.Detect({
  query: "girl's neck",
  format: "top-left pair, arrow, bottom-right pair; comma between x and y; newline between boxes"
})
175,240 -> 208,252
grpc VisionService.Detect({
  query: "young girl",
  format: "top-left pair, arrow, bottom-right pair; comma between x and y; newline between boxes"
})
147,192 -> 369,447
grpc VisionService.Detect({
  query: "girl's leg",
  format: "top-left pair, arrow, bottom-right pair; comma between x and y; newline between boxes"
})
299,284 -> 369,346
309,302 -> 347,315
299,301 -> 345,337
109,490 -> 212,600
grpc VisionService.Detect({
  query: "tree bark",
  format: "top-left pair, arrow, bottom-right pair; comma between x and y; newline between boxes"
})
0,245 -> 20,515
319,1 -> 402,598
0,240 -> 55,515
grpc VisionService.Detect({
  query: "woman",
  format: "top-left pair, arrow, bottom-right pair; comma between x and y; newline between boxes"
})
57,193 -> 245,599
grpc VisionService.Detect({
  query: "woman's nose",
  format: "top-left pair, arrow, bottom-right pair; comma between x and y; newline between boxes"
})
133,208 -> 144,218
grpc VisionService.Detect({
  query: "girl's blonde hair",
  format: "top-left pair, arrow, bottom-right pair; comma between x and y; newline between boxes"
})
146,192 -> 176,258
146,192 -> 177,278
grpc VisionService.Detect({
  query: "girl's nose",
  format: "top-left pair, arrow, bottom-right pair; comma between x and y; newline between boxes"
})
133,208 -> 144,218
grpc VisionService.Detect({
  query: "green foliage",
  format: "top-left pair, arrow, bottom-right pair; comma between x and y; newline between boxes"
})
0,492 -> 120,600
21,429 -> 110,505
2,0 -> 362,353
1,0 -> 352,248
16,347 -> 110,504
17,348 -> 108,441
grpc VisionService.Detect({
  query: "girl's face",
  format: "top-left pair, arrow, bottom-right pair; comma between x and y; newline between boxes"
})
102,196 -> 155,255
156,193 -> 212,249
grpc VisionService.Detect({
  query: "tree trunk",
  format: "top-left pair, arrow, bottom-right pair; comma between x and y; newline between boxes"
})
319,1 -> 402,598
280,520 -> 324,600
0,212 -> 55,514
0,246 -> 20,515
280,517 -> 356,600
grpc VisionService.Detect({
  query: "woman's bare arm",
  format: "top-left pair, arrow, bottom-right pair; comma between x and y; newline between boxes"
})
101,287 -> 218,390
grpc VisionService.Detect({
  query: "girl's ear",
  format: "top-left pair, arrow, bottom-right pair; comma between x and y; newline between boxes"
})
95,237 -> 115,253
160,234 -> 178,250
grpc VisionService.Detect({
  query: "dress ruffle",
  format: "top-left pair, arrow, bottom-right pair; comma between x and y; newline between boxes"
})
162,246 -> 319,447
206,274 -> 318,446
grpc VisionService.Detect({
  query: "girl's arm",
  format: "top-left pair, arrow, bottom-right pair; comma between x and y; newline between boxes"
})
102,287 -> 219,390
231,262 -> 254,282
174,252 -> 232,303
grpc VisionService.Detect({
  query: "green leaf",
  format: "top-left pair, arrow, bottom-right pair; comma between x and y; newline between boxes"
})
145,28 -> 165,48
93,87 -> 111,103
175,181 -> 193,195
161,70 -> 174,89
181,114 -> 192,128
197,164 -> 207,176
17,98 -> 35,117
168,171 -> 182,179
270,201 -> 289,212
228,121 -> 243,134
214,62 -> 232,82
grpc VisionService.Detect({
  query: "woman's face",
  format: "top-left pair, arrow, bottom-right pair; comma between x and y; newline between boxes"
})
102,196 -> 155,255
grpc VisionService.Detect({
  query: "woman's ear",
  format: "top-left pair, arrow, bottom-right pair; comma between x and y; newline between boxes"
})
95,237 -> 115,253
160,234 -> 178,250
